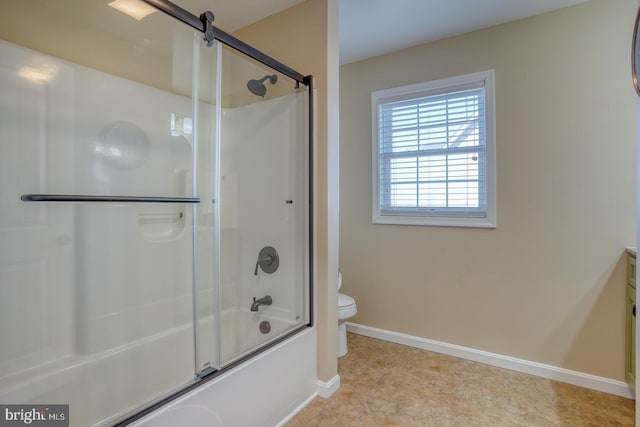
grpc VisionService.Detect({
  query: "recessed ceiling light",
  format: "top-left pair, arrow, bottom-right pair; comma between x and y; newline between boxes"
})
108,0 -> 158,21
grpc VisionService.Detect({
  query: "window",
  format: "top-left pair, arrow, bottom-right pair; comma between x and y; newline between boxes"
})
371,70 -> 496,228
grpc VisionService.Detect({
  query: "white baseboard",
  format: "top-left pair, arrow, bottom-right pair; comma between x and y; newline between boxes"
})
276,375 -> 341,425
346,322 -> 635,400
275,392 -> 318,427
317,374 -> 341,398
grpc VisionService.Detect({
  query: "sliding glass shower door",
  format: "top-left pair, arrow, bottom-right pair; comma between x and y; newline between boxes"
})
0,6 -> 214,425
0,1 -> 310,426
213,45 -> 310,367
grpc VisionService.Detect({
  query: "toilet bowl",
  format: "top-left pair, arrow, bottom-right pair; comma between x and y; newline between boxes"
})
338,271 -> 357,357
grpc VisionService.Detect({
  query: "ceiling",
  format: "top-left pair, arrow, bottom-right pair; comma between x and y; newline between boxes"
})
174,0 -> 592,65
172,0 -> 306,32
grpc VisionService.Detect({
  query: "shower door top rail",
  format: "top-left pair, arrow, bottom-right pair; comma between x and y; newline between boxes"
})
142,0 -> 311,86
21,194 -> 200,203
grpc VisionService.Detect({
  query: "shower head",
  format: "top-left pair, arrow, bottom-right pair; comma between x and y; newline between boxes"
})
247,74 -> 278,97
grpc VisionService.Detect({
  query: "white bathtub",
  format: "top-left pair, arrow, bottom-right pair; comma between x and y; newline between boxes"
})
0,310 -> 315,427
130,327 -> 317,427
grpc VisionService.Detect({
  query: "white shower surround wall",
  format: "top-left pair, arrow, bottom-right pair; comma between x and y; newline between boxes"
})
0,40 -> 315,427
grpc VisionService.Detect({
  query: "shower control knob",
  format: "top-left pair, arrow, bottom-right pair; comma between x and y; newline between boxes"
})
254,246 -> 279,275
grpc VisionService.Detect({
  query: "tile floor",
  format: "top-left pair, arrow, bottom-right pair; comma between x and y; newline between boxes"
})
286,333 -> 635,426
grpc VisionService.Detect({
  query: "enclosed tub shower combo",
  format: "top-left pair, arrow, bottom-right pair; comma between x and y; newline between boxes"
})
0,1 -> 315,425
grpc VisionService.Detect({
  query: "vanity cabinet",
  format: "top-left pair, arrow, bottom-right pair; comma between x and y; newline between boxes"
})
626,251 -> 636,384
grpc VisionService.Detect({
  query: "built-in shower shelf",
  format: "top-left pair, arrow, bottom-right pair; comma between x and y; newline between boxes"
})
21,194 -> 200,203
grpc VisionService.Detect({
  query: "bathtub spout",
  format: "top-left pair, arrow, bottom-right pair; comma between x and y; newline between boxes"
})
251,295 -> 272,311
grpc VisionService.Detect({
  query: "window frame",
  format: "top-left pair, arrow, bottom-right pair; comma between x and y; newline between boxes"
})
371,70 -> 496,228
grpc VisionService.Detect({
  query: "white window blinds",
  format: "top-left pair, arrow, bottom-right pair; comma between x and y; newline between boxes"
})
372,71 -> 496,227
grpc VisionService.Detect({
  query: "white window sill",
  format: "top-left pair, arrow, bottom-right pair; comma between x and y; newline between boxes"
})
372,214 -> 496,228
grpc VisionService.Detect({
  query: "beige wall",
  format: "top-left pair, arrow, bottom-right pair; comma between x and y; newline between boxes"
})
340,0 -> 636,381
235,0 -> 339,383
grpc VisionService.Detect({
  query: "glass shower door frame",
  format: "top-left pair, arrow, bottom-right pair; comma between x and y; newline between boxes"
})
115,1 -> 313,424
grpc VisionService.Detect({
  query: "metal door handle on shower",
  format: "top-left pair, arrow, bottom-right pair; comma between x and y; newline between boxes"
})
254,255 -> 273,275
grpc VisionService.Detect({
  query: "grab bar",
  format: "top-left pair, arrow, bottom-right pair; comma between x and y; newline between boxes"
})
21,194 -> 200,203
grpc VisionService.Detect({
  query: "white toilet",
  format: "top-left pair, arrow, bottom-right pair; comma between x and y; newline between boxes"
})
337,271 -> 357,357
